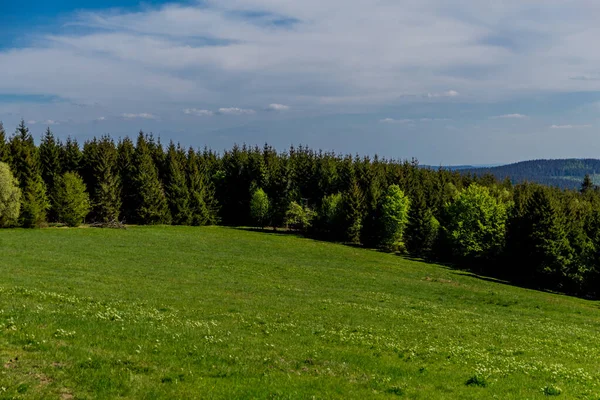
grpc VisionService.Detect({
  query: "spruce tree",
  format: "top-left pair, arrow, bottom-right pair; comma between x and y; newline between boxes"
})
0,122 -> 8,163
581,174 -> 595,195
165,142 -> 191,225
405,186 -> 439,258
39,127 -> 62,221
132,132 -> 171,224
54,172 -> 91,227
187,148 -> 219,226
61,136 -> 82,173
9,120 -> 49,227
117,137 -> 137,222
94,137 -> 121,222
341,178 -> 365,244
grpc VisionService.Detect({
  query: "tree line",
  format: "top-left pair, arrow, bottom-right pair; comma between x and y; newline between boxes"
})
1,120 -> 600,298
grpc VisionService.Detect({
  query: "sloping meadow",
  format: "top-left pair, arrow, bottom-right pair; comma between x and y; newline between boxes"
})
1,226 -> 599,398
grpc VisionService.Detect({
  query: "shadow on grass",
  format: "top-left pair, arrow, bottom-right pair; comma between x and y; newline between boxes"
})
231,226 -> 598,301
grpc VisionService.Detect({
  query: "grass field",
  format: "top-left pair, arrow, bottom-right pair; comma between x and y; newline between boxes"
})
1,226 -> 599,399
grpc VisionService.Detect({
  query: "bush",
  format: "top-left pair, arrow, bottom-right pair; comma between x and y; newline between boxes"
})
55,172 -> 91,227
0,162 -> 21,227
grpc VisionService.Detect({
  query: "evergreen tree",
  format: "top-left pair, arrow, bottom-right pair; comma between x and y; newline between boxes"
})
39,127 -> 62,221
581,174 -> 595,194
9,120 -> 49,227
341,178 -> 365,244
509,186 -> 573,288
54,172 -> 91,227
61,136 -> 82,173
94,137 -> 121,222
0,122 -> 8,163
132,132 -> 171,224
0,161 -> 21,227
405,186 -> 439,258
117,137 -> 137,222
165,142 -> 191,225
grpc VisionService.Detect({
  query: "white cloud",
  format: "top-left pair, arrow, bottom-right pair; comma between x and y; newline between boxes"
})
217,107 -> 256,115
27,120 -> 36,125
380,118 -> 413,124
44,120 -> 58,125
427,90 -> 460,98
420,117 -> 451,122
96,116 -> 106,121
122,113 -> 157,119
491,114 -> 528,119
550,124 -> 592,129
183,108 -> 214,116
267,103 -> 290,111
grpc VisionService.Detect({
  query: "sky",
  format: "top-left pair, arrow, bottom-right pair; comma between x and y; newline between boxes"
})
2,0 -> 600,165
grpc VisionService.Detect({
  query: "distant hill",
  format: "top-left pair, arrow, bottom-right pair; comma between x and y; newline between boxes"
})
454,159 -> 600,190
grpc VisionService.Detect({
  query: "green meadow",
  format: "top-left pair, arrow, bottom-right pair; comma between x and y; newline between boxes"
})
1,226 -> 599,399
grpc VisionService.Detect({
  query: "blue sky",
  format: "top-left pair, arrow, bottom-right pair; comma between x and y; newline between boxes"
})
2,0 -> 600,164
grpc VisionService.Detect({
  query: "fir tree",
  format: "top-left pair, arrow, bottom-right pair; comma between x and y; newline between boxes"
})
0,122 -> 9,163
132,132 -> 171,224
165,142 -> 191,225
39,127 -> 62,221
405,186 -> 439,258
9,120 -> 49,227
581,174 -> 595,195
94,137 -> 121,222
117,137 -> 136,222
61,136 -> 82,173
342,178 -> 365,244
54,172 -> 91,227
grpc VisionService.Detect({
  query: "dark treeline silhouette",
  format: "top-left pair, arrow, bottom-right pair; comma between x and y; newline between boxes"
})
2,120 -> 600,299
457,159 -> 600,189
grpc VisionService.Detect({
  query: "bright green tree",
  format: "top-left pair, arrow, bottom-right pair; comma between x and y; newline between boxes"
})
250,187 -> 270,228
0,162 -> 21,227
54,172 -> 91,227
378,184 -> 411,251
285,201 -> 316,232
443,184 -> 509,265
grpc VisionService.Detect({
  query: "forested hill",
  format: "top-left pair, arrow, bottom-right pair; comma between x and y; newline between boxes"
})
456,159 -> 600,189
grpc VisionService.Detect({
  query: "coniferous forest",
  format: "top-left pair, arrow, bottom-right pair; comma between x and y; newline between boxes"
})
2,120 -> 600,299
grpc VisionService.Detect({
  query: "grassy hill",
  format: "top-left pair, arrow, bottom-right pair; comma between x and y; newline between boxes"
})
457,159 -> 600,189
1,226 -> 599,399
